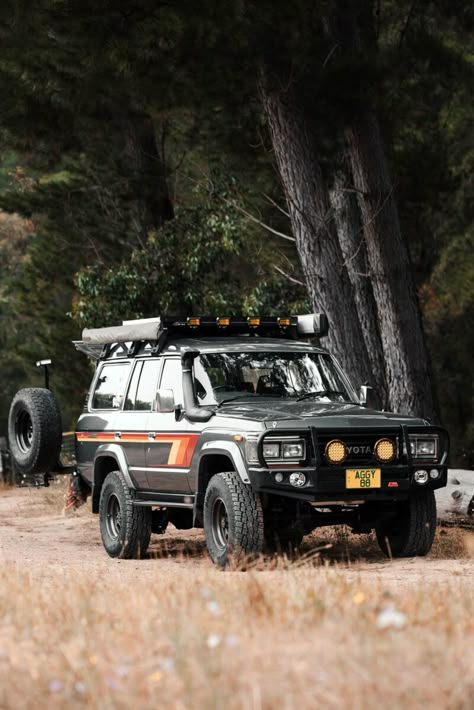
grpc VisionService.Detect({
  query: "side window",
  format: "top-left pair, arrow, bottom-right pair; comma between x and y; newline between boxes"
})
92,362 -> 130,410
160,358 -> 183,405
124,361 -> 143,410
135,359 -> 162,410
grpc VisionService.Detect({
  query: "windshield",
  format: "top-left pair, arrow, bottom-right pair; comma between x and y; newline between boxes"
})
193,351 -> 358,405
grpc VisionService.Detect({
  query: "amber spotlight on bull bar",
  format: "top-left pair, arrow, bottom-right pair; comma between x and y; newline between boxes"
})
374,437 -> 396,463
325,439 -> 348,465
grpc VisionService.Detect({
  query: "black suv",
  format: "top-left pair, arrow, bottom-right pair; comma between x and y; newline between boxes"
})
8,315 -> 449,565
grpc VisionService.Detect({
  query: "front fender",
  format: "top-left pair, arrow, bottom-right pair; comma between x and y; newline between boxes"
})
199,441 -> 250,484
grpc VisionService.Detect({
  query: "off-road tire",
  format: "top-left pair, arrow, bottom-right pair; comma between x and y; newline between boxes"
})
8,388 -> 62,475
204,471 -> 264,566
99,470 -> 151,559
376,490 -> 437,558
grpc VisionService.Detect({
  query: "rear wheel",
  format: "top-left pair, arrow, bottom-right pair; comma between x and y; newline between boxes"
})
375,490 -> 437,557
99,470 -> 151,559
204,472 -> 264,566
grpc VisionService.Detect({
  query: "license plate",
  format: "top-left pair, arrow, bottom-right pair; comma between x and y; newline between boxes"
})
346,468 -> 381,489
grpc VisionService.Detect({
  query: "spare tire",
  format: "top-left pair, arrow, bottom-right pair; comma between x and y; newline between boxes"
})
8,388 -> 62,475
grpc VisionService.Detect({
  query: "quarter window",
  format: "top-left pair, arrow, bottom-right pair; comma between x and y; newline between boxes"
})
124,359 -> 162,411
92,363 -> 130,410
135,359 -> 162,410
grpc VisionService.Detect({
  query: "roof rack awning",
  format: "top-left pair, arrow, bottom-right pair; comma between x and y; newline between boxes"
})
82,319 -> 162,346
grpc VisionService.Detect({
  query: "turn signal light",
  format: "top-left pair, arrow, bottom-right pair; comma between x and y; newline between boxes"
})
187,317 -> 201,327
325,439 -> 347,465
278,317 -> 291,327
248,317 -> 261,327
217,317 -> 230,327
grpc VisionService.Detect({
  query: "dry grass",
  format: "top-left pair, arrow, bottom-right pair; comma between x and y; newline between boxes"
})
0,479 -> 473,709
1,560 -> 473,709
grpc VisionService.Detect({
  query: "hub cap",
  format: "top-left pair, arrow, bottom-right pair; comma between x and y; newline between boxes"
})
16,410 -> 33,453
211,498 -> 229,550
106,493 -> 122,539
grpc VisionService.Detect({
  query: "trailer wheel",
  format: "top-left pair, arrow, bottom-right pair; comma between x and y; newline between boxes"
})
8,388 -> 62,475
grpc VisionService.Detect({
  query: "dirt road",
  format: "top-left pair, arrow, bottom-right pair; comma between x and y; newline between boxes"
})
1,480 -> 472,585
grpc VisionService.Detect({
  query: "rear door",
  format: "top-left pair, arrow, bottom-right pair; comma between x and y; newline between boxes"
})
119,358 -> 163,489
145,356 -> 199,492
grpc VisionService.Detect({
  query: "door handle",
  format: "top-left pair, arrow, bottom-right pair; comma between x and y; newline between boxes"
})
114,432 -> 121,440
148,432 -> 156,440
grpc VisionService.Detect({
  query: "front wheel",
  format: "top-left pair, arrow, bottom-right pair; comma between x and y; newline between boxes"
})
376,490 -> 437,558
203,472 -> 264,566
99,471 -> 151,559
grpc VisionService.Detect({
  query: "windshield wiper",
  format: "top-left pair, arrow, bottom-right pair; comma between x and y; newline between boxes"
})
216,394 -> 259,408
296,389 -> 348,402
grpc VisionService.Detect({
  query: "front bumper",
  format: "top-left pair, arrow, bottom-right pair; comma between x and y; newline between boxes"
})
248,424 -> 449,503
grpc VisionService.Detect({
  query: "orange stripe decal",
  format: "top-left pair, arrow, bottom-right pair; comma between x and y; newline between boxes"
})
76,431 -> 199,467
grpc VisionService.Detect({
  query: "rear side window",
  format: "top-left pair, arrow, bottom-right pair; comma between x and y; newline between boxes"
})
125,359 -> 161,411
92,362 -> 130,410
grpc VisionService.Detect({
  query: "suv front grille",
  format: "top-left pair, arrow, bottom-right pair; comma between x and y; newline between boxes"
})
315,432 -> 400,467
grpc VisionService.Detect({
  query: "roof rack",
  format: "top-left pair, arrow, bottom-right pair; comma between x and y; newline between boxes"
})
73,314 -> 329,359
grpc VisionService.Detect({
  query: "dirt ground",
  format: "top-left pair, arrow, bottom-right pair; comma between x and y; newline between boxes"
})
1,479 -> 473,584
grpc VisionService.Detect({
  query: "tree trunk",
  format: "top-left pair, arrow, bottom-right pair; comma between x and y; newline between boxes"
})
344,112 -> 437,418
120,112 -> 174,237
329,157 -> 388,408
259,76 -> 373,390
326,2 -> 438,420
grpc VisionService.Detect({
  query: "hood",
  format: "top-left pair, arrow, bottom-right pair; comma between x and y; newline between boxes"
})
214,398 -> 427,429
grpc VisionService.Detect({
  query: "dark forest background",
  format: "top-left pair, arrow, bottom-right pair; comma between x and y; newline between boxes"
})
0,1 -> 472,465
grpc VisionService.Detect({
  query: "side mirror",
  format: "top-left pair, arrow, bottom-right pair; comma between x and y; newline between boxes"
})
359,384 -> 374,407
154,389 -> 175,413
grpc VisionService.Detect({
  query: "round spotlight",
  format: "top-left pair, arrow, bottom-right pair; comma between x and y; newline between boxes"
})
414,469 -> 428,484
274,472 -> 284,483
289,472 -> 306,487
325,439 -> 347,465
429,468 -> 440,480
374,438 -> 396,463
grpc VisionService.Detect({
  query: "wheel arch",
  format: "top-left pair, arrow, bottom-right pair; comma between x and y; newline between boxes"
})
194,442 -> 250,524
92,445 -> 135,513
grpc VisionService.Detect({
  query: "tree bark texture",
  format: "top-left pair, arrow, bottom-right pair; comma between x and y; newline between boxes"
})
259,78 -> 373,390
121,112 -> 174,237
323,1 -> 437,420
344,112 -> 437,418
329,158 -> 388,408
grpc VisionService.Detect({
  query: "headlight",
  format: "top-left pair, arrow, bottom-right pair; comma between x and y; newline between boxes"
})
263,442 -> 280,458
408,435 -> 438,460
246,437 -> 306,463
282,442 -> 305,458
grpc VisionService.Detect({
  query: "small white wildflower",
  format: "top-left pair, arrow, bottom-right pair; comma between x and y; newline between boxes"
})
200,587 -> 214,600
74,682 -> 86,694
225,633 -> 239,647
160,657 -> 175,671
207,634 -> 221,649
376,605 -> 407,630
206,600 -> 221,615
49,679 -> 62,693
